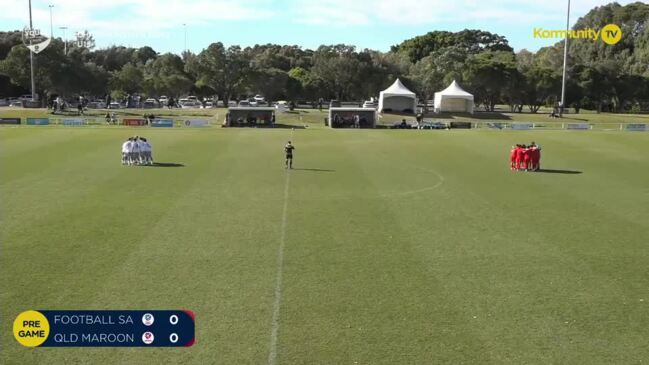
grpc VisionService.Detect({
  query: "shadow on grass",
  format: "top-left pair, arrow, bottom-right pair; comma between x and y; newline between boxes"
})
537,169 -> 582,174
417,112 -> 513,120
561,116 -> 589,122
145,162 -> 185,168
291,168 -> 336,172
227,124 -> 306,129
467,112 -> 513,120
273,124 -> 307,129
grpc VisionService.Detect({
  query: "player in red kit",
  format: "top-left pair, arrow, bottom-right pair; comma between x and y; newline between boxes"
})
531,142 -> 541,171
510,145 -> 518,170
515,145 -> 525,170
522,146 -> 531,171
527,146 -> 535,171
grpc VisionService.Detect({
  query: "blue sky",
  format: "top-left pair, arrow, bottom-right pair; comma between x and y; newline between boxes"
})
0,0 -> 634,54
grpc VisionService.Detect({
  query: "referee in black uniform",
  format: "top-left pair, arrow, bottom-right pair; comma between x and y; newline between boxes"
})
284,141 -> 295,169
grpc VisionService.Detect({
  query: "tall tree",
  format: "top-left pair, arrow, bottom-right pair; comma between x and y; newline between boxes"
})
193,43 -> 251,105
143,53 -> 192,97
311,45 -> 364,100
463,51 -> 518,111
392,29 -> 512,63
408,55 -> 444,111
110,63 -> 143,95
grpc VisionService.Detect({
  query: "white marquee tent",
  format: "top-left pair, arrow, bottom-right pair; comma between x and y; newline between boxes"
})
434,80 -> 474,114
378,79 -> 417,113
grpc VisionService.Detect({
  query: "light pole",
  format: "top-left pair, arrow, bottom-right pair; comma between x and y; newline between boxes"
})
59,26 -> 68,54
560,0 -> 571,117
48,5 -> 54,37
183,23 -> 187,54
28,0 -> 36,101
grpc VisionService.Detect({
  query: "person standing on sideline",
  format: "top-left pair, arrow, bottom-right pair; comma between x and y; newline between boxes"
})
285,141 -> 295,169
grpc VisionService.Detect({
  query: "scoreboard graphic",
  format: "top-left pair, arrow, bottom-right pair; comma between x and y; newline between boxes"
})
14,310 -> 195,348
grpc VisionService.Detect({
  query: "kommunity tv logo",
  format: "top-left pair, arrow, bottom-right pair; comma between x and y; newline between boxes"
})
534,24 -> 622,45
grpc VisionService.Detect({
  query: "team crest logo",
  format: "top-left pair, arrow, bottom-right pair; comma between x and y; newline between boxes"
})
142,331 -> 155,345
22,27 -> 51,54
142,313 -> 155,326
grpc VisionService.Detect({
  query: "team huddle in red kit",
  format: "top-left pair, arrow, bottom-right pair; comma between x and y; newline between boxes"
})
510,142 -> 541,171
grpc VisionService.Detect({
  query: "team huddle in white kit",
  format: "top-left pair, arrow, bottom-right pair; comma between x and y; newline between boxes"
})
121,136 -> 153,166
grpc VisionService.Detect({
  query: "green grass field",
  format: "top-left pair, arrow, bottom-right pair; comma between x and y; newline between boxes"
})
2,113 -> 649,364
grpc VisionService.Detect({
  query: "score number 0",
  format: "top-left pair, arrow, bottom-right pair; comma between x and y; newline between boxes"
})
169,315 -> 179,344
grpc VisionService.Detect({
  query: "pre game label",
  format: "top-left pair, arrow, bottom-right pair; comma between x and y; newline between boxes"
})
14,310 -> 195,347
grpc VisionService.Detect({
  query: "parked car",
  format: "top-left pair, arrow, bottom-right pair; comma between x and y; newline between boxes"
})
108,102 -> 120,109
253,94 -> 265,103
362,100 -> 377,109
158,96 -> 169,105
274,101 -> 289,113
9,100 -> 23,107
181,102 -> 200,109
417,121 -> 447,129
88,100 -> 107,109
143,98 -> 158,108
238,100 -> 251,107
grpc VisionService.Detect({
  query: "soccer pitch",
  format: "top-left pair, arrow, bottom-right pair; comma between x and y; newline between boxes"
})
2,126 -> 649,364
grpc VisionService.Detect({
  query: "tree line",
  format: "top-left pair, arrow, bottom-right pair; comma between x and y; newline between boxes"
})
1,2 -> 648,113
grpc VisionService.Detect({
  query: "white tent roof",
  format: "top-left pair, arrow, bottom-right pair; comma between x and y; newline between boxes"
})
380,79 -> 416,97
435,80 -> 473,100
378,79 -> 417,113
434,80 -> 474,114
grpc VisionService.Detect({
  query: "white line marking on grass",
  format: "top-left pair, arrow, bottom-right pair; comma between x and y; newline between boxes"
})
268,131 -> 293,365
378,167 -> 445,198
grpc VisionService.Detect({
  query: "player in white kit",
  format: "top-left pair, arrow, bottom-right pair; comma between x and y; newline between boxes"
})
121,138 -> 131,165
130,136 -> 141,165
141,138 -> 153,165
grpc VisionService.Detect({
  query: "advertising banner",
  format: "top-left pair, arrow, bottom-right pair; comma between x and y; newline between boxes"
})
625,124 -> 647,131
123,118 -> 146,126
151,119 -> 174,128
566,123 -> 589,130
511,123 -> 533,130
0,118 -> 21,125
184,119 -> 209,127
62,118 -> 85,126
487,122 -> 506,129
26,118 -> 50,125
